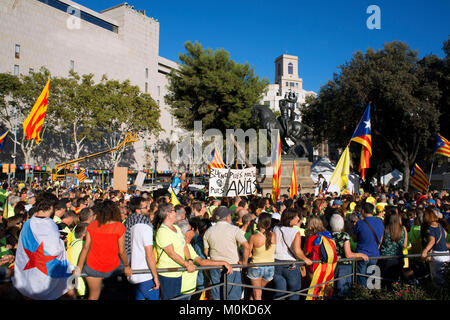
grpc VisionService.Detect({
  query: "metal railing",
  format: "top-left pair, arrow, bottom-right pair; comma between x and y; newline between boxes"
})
84,251 -> 449,300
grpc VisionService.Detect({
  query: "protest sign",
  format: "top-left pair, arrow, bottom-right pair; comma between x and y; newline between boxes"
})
209,167 -> 257,197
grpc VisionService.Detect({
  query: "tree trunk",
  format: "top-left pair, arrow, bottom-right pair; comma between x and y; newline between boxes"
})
402,162 -> 410,192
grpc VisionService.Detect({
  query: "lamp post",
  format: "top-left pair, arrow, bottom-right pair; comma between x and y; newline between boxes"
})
152,147 -> 158,184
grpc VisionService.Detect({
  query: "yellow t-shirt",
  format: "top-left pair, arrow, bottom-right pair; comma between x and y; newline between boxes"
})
181,244 -> 199,294
156,224 -> 186,278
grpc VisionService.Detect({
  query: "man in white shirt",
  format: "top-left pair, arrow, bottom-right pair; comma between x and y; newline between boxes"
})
126,197 -> 160,300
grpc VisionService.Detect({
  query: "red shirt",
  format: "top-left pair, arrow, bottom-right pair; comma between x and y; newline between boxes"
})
86,221 -> 126,273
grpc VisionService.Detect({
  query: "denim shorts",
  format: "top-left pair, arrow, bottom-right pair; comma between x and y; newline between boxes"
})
82,263 -> 123,278
247,265 -> 275,281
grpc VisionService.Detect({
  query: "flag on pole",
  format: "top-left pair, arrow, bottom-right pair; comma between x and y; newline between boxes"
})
350,103 -> 372,180
434,133 -> 450,158
12,216 -> 73,300
0,130 -> 9,152
271,131 -> 282,203
76,169 -> 87,182
410,163 -> 430,193
209,147 -> 225,169
289,161 -> 298,199
329,146 -> 350,192
23,79 -> 50,145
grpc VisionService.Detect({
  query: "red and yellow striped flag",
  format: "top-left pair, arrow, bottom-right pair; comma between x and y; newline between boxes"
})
23,79 -> 50,144
76,169 -> 87,182
289,161 -> 297,199
306,234 -> 338,300
410,163 -> 430,193
271,131 -> 281,203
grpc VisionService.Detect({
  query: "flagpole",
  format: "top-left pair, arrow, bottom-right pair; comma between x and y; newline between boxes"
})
427,155 -> 435,192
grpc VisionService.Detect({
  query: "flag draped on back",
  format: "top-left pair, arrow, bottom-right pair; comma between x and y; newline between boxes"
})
289,161 -> 298,199
410,163 -> 430,193
271,131 -> 281,203
12,216 -> 73,300
329,146 -> 350,192
306,232 -> 338,300
435,133 -> 450,158
209,147 -> 225,169
0,130 -> 9,152
350,103 -> 372,180
23,79 -> 50,145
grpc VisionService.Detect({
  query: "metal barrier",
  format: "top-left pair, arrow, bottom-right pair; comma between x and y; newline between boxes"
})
82,252 -> 448,300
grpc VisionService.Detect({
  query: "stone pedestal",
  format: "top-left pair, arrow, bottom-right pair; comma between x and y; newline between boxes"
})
258,156 -> 315,197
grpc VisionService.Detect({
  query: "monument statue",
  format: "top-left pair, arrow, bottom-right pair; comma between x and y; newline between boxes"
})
252,91 -> 313,159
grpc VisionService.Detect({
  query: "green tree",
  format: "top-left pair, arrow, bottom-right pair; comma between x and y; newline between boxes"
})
301,41 -> 442,191
95,76 -> 161,167
165,41 -> 269,133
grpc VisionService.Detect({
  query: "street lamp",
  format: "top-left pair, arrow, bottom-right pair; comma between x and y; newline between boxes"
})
152,147 -> 158,184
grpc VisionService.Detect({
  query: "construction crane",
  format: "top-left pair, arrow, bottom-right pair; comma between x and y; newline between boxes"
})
51,132 -> 138,181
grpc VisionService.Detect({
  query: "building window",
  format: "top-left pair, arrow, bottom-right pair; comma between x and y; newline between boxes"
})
145,82 -> 148,93
288,62 -> 293,75
70,60 -> 74,71
145,68 -> 149,79
295,83 -> 298,87
157,100 -> 160,105
15,44 -> 20,59
286,82 -> 289,87
290,82 -> 294,87
14,65 -> 19,76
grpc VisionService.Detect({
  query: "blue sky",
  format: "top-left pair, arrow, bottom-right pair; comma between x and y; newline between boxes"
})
77,0 -> 450,93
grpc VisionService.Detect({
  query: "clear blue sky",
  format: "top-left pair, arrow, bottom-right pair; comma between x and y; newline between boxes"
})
77,0 -> 450,93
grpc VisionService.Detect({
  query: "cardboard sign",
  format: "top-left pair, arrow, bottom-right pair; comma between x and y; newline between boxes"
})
113,167 -> 128,191
134,171 -> 146,188
209,167 -> 257,197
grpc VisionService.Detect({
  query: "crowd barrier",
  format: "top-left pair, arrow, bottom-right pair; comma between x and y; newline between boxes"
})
78,252 -> 449,300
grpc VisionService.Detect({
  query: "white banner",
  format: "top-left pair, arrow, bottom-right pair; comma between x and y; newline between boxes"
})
209,167 -> 257,197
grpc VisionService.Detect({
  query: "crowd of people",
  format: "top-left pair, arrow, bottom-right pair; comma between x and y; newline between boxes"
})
0,179 -> 449,300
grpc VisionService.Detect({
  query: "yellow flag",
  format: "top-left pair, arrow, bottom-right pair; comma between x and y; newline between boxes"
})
170,188 -> 180,206
329,146 -> 350,192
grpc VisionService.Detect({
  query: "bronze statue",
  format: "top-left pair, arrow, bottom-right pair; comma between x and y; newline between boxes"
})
252,91 -> 313,159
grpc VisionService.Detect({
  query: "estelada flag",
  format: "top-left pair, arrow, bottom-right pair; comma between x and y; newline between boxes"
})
350,103 -> 372,180
305,232 -> 338,300
0,130 -> 9,151
209,147 -> 225,169
271,131 -> 281,203
12,215 -> 73,300
435,133 -> 450,158
289,161 -> 298,199
23,79 -> 50,144
76,169 -> 87,182
410,163 -> 430,193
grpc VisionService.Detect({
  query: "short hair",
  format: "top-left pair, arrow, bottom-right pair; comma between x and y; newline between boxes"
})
177,220 -> 190,236
63,210 -> 77,220
363,202 -> 374,215
76,197 -> 87,207
238,200 -> 247,208
79,208 -> 94,222
74,223 -> 89,239
307,216 -> 326,234
129,196 -> 145,214
242,213 -> 253,225
54,200 -> 67,211
330,214 -> 345,232
280,208 -> 299,227
192,201 -> 203,213
35,192 -> 58,213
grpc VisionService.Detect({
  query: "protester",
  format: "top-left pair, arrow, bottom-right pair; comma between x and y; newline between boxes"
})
272,208 -> 312,300
203,206 -> 249,300
76,200 -> 132,300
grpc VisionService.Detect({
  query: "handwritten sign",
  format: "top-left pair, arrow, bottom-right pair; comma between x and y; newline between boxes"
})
209,167 -> 257,197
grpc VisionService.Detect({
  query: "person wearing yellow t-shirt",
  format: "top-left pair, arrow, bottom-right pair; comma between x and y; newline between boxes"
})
155,204 -> 196,300
67,223 -> 88,298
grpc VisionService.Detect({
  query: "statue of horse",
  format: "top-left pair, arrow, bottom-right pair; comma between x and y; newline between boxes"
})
251,105 -> 290,152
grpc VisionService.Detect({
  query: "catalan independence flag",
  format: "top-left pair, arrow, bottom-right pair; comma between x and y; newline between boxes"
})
209,147 -> 225,169
350,103 -> 372,180
0,130 -> 9,152
289,160 -> 298,199
271,131 -> 281,203
76,169 -> 87,183
410,163 -> 430,193
305,232 -> 338,300
435,133 -> 450,158
23,79 -> 50,145
170,187 -> 181,206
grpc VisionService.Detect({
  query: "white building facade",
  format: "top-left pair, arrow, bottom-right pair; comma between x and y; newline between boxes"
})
0,0 -> 180,170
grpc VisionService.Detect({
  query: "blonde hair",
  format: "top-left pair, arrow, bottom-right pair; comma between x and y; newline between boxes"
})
307,216 -> 326,234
